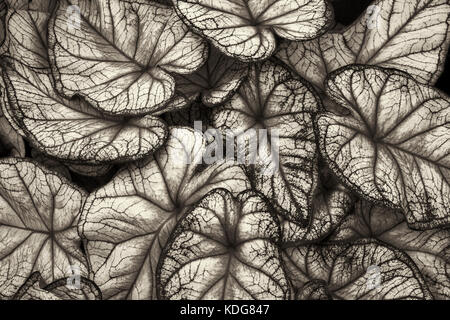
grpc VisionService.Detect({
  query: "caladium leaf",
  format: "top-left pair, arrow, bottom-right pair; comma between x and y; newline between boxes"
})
12,271 -> 102,300
212,60 -> 321,225
2,9 -> 168,163
283,239 -> 433,300
331,200 -> 450,300
79,127 -> 250,300
173,0 -> 333,62
157,189 -> 290,300
0,0 -> 56,57
0,158 -> 88,299
317,65 -> 450,229
48,0 -> 208,115
168,45 -> 249,108
277,0 -> 450,89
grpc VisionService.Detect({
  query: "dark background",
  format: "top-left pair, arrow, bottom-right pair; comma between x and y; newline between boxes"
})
332,0 -> 449,94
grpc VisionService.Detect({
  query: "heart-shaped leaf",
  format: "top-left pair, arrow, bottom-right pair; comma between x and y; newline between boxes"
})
173,0 -> 333,62
157,189 -> 290,300
212,60 -> 321,225
0,158 -> 88,299
277,0 -> 450,89
283,239 -> 433,300
79,127 -> 250,300
331,200 -> 450,300
2,9 -> 168,163
317,65 -> 450,229
49,0 -> 208,115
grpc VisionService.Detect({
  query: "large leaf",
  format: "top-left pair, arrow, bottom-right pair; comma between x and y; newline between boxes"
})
48,0 -> 208,115
316,65 -> 450,229
168,45 -> 249,109
277,0 -> 450,89
212,60 -> 321,225
79,127 -> 250,300
157,189 -> 290,300
173,0 -> 333,62
0,158 -> 88,299
2,9 -> 168,163
283,239 -> 433,300
331,200 -> 450,300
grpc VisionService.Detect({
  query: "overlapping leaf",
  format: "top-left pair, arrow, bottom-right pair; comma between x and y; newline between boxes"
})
331,200 -> 450,299
0,1 -> 6,49
157,189 -> 290,300
283,239 -> 433,299
2,9 -> 168,163
277,0 -> 450,89
213,60 -> 321,225
168,45 -> 249,109
79,128 -> 250,300
0,158 -> 87,299
6,0 -> 56,11
49,0 -> 208,115
163,102 -> 213,132
0,95 -> 24,157
317,65 -> 450,229
173,0 -> 333,62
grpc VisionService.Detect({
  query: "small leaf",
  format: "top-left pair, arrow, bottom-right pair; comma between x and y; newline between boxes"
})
49,0 -> 208,115
173,0 -> 333,61
79,127 -> 250,300
277,0 -> 450,88
317,65 -> 450,229
283,239 -> 433,300
0,158 -> 88,299
157,189 -> 290,300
